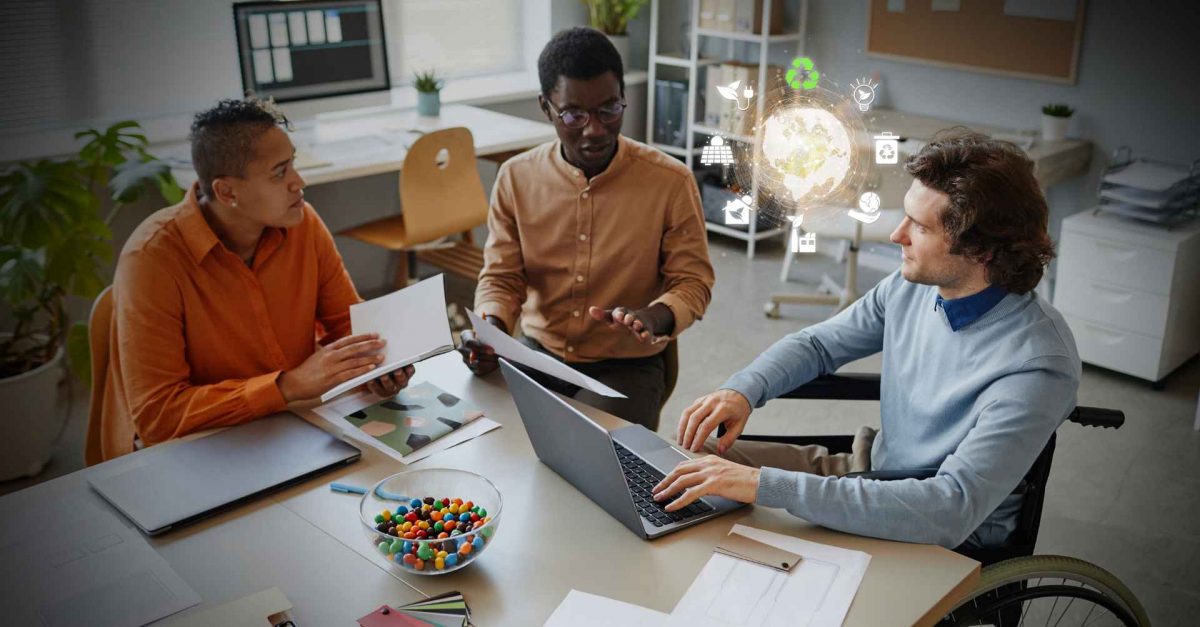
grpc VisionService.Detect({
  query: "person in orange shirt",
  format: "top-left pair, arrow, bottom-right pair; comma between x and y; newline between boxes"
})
94,98 -> 411,462
459,28 -> 714,430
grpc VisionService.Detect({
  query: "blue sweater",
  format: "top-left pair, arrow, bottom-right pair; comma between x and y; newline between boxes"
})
723,271 -> 1080,548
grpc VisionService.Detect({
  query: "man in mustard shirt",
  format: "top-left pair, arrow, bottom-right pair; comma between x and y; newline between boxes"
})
459,27 -> 715,430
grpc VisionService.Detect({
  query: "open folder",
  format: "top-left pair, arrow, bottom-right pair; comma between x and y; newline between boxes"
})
320,274 -> 455,402
466,308 -> 626,398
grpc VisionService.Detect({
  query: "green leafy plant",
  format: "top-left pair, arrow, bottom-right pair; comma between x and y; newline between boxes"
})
1042,103 -> 1075,118
413,70 -> 444,94
0,121 -> 183,383
582,0 -> 649,36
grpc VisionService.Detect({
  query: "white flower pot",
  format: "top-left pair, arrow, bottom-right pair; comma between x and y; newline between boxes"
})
607,34 -> 630,71
1041,114 -> 1070,143
0,336 -> 71,480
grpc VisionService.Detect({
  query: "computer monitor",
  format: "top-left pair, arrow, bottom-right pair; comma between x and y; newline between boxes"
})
233,0 -> 390,104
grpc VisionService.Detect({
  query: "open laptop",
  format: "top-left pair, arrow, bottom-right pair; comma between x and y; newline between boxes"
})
88,412 -> 361,535
499,359 -> 743,539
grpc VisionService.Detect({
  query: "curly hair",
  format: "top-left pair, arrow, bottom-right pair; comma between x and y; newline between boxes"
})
537,27 -> 624,97
190,97 -> 291,201
904,130 -> 1055,294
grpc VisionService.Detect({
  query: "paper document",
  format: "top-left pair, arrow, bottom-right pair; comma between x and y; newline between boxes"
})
164,587 -> 293,627
310,387 -> 500,464
668,524 -> 870,627
467,309 -> 626,398
1103,160 -> 1192,192
0,494 -> 200,627
321,274 -> 454,402
545,590 -> 668,626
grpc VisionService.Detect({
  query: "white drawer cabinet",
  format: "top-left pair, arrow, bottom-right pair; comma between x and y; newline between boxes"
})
1054,211 -> 1200,384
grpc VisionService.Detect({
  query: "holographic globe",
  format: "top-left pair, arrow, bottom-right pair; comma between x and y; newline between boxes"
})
759,106 -> 853,205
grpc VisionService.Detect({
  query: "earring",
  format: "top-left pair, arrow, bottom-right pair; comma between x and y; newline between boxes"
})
232,200 -> 238,207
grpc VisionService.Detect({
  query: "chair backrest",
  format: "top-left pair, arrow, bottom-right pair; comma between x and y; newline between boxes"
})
84,285 -> 115,466
399,127 -> 489,244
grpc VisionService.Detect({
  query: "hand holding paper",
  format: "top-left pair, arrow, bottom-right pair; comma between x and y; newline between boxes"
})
466,309 -> 626,398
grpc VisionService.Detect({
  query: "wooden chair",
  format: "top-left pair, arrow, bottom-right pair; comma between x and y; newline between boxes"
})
84,285 -> 121,466
338,127 -> 490,289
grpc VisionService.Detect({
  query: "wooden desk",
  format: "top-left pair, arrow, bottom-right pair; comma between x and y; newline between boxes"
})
164,104 -> 557,188
1,354 -> 978,625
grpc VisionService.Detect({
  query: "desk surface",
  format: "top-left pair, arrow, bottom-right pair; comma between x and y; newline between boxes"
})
165,104 -> 557,188
2,354 -> 979,626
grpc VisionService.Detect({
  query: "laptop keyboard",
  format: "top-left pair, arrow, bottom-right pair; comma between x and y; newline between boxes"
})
614,442 -> 714,527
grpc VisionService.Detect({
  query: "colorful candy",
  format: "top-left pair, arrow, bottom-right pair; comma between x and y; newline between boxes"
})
371,495 -> 496,572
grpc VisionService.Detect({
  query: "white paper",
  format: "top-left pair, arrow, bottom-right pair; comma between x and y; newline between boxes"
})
308,388 -> 500,464
271,48 -> 293,82
320,274 -> 454,402
306,10 -> 327,43
0,495 -> 200,627
268,12 -> 289,47
287,12 -> 308,46
325,11 -> 343,43
668,524 -> 870,627
1004,0 -> 1076,21
164,588 -> 291,627
248,14 -> 270,49
546,590 -> 668,627
252,49 -> 274,84
467,309 -> 626,398
1103,161 -> 1192,192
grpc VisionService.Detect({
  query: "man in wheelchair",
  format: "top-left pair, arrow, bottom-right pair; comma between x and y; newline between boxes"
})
653,131 -> 1081,550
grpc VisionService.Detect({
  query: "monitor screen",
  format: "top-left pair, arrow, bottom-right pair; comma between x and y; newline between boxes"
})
233,0 -> 390,103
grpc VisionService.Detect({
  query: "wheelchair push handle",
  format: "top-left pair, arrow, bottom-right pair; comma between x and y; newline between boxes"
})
1068,406 -> 1124,429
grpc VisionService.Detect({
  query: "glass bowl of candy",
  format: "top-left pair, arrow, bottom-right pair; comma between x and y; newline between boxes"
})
360,468 -> 501,575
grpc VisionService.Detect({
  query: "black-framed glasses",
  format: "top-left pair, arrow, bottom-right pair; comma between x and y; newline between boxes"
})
545,100 -> 627,129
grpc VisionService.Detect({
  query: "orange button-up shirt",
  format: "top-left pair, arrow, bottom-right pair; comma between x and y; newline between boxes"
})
95,183 -> 359,461
475,136 -> 715,362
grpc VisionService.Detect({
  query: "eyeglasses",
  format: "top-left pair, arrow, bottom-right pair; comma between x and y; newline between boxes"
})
545,100 -> 627,129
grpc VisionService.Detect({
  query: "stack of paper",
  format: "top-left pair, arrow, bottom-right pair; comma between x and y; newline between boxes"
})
545,590 -> 669,626
321,274 -> 455,402
1098,160 -> 1198,223
358,591 -> 472,626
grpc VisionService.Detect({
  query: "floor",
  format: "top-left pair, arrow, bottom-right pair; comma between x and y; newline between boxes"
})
4,233 -> 1197,626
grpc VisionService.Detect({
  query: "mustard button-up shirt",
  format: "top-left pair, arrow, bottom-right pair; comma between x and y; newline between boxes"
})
475,136 -> 715,363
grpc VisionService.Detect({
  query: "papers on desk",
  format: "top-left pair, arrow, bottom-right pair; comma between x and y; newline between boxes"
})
321,275 -> 455,402
545,590 -> 669,626
466,308 -> 626,398
164,588 -> 293,627
310,386 -> 500,465
667,524 -> 871,627
0,495 -> 200,627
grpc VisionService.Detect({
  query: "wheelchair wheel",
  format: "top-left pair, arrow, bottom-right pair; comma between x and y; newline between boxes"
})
940,555 -> 1150,627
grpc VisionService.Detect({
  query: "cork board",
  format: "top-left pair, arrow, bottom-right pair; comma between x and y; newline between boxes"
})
866,0 -> 1085,84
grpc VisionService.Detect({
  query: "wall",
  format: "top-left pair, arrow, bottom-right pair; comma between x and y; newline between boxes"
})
802,0 -> 1200,249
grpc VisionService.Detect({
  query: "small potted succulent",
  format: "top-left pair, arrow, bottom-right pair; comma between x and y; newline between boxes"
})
582,0 -> 649,69
1041,103 -> 1074,142
414,70 -> 444,117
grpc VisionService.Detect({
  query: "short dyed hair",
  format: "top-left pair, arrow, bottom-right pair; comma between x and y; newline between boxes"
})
190,97 -> 291,201
904,130 -> 1056,294
537,27 -> 624,97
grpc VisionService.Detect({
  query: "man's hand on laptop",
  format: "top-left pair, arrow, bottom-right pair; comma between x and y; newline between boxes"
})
457,315 -> 507,376
651,455 -> 760,512
588,303 -> 673,344
677,389 -> 752,454
277,333 -> 387,403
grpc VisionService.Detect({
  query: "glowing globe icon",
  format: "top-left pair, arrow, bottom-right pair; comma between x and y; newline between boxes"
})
760,106 -> 853,204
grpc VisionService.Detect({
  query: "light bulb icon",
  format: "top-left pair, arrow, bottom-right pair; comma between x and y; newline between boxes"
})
850,77 -> 878,112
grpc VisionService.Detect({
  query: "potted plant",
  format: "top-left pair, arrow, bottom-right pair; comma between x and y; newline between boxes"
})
1041,103 -> 1074,143
0,121 -> 181,479
414,70 -> 444,117
582,0 -> 649,68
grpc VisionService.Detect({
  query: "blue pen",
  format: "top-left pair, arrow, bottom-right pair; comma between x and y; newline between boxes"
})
330,482 -> 408,502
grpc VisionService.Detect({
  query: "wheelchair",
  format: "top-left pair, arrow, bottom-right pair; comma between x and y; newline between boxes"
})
725,373 -> 1151,626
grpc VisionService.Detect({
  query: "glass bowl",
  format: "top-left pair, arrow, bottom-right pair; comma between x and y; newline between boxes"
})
359,468 -> 502,575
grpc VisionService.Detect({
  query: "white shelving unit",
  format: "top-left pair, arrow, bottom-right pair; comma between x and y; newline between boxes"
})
646,0 -> 807,258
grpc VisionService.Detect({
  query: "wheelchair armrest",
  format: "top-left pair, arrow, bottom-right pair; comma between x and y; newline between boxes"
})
845,468 -> 938,481
1068,406 -> 1124,429
779,373 -> 882,401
